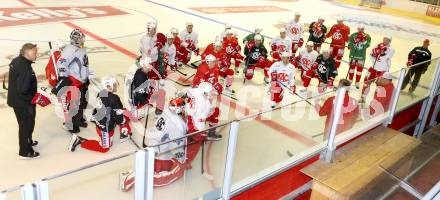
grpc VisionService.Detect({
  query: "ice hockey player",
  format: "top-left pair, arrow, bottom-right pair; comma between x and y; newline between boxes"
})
402,39 -> 432,94
294,41 -> 318,77
186,81 -> 222,147
222,30 -> 244,89
171,27 -> 188,65
244,35 -> 270,82
266,52 -> 296,108
243,27 -> 264,54
369,72 -> 395,117
68,76 -> 132,153
193,55 -> 223,95
53,29 -> 90,133
360,36 -> 394,103
286,12 -> 304,56
270,28 -> 292,62
314,79 -> 359,136
347,24 -> 371,89
180,21 -> 199,61
119,97 -> 188,190
201,40 -> 226,65
139,21 -> 167,115
162,33 -> 177,70
302,48 -> 338,94
308,16 -> 327,52
220,23 -> 238,40
325,16 -> 350,68
129,57 -> 152,119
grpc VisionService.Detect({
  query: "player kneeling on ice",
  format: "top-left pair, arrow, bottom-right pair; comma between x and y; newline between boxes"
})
129,57 -> 153,120
266,52 -> 296,108
120,97 -> 188,190
301,48 -> 338,95
244,35 -> 270,82
222,30 -> 244,79
293,41 -> 318,77
69,76 -> 132,153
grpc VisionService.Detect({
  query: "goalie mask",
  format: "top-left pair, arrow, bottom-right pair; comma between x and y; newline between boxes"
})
70,29 -> 85,47
168,97 -> 185,114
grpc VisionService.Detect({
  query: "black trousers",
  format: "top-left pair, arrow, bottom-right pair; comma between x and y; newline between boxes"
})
13,105 -> 36,155
402,67 -> 424,91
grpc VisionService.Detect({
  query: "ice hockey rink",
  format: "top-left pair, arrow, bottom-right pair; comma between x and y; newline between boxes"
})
0,0 -> 439,199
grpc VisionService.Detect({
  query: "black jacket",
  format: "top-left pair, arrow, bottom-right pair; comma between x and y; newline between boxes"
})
7,55 -> 37,108
408,46 -> 432,70
314,55 -> 337,84
244,44 -> 268,66
93,91 -> 124,131
131,68 -> 149,106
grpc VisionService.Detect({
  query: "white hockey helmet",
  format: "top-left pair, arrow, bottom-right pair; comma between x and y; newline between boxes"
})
168,97 -> 185,114
139,56 -> 152,68
358,24 -> 365,30
336,16 -> 344,22
306,41 -> 314,46
321,48 -> 330,54
254,34 -> 263,41
279,28 -> 287,33
101,75 -> 118,91
186,21 -> 193,26
384,35 -> 392,41
318,16 -> 325,21
225,23 -> 232,29
205,54 -> 217,63
281,52 -> 290,58
214,40 -> 223,47
294,11 -> 301,16
198,82 -> 213,95
382,72 -> 393,80
146,21 -> 157,29
166,33 -> 174,39
170,27 -> 179,34
254,26 -> 263,34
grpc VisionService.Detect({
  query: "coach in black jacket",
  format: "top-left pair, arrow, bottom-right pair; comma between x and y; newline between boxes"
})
7,43 -> 40,159
402,39 -> 432,94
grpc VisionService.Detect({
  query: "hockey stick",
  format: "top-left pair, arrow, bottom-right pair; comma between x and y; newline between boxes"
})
2,74 -> 7,90
129,137 -> 141,149
142,103 -> 151,148
221,92 -> 238,101
48,42 -> 60,81
276,81 -> 313,106
183,73 -> 195,82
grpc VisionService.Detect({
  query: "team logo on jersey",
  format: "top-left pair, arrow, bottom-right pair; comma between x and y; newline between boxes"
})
332,32 -> 342,40
290,27 -> 299,35
318,63 -> 327,73
226,46 -> 235,54
301,58 -> 311,67
156,117 -> 166,131
251,52 -> 261,60
277,45 -> 286,52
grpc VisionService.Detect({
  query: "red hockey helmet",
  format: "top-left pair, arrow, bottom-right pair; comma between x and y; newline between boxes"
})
169,97 -> 185,114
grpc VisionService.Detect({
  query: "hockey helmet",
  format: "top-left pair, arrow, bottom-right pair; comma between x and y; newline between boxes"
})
101,75 -> 118,91
169,97 -> 185,114
318,16 -> 325,21
279,28 -> 287,33
225,23 -> 232,29
294,12 -> 301,16
336,16 -> 344,22
358,24 -> 365,30
382,72 -> 393,80
322,48 -> 330,54
198,82 -> 213,95
147,21 -> 157,29
214,40 -> 223,47
281,52 -> 290,58
170,27 -> 179,34
384,35 -> 392,41
254,26 -> 263,34
70,29 -> 85,46
254,34 -> 263,41
139,56 -> 152,68
186,21 -> 193,26
166,33 -> 174,39
306,41 -> 314,46
205,54 -> 217,63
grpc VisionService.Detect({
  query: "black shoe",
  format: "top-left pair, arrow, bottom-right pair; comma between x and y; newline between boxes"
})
79,121 -> 88,128
155,108 -> 163,116
69,128 -> 80,134
19,151 -> 40,160
207,130 -> 222,141
31,140 -> 38,146
69,135 -> 82,152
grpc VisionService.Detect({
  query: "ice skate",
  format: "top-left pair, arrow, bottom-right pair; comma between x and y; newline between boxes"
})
119,170 -> 135,192
68,134 -> 82,152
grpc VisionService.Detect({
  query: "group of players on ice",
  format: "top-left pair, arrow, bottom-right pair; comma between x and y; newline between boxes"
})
35,12 -> 431,189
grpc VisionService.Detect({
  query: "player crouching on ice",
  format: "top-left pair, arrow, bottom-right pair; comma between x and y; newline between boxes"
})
222,30 -> 244,88
120,97 -> 188,190
266,52 -> 296,108
244,35 -> 270,82
301,48 -> 338,95
69,76 -> 132,153
128,57 -> 153,120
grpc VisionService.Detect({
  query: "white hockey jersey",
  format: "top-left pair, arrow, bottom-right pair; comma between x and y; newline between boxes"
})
270,36 -> 292,54
57,44 -> 89,83
371,46 -> 395,72
139,34 -> 160,62
185,87 -> 212,131
267,61 -> 296,87
179,30 -> 199,49
161,43 -> 177,66
147,109 -> 187,162
286,19 -> 304,42
297,49 -> 319,70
